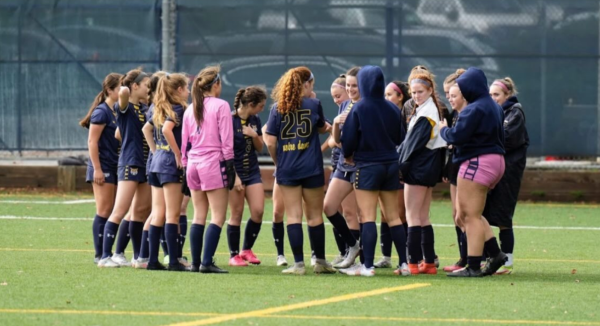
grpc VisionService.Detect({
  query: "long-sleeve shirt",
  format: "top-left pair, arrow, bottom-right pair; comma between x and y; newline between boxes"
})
181,97 -> 234,166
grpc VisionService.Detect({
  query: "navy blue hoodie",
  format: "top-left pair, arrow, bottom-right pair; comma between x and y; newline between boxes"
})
341,65 -> 405,165
440,67 -> 505,164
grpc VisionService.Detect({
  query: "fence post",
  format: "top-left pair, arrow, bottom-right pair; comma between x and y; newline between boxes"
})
17,4 -> 23,156
385,1 -> 394,80
539,0 -> 547,156
161,0 -> 176,72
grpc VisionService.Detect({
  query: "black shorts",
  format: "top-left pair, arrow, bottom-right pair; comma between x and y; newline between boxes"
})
86,166 -> 118,185
332,168 -> 355,183
240,173 -> 262,187
148,172 -> 182,187
118,165 -> 147,183
277,174 -> 324,189
354,163 -> 401,191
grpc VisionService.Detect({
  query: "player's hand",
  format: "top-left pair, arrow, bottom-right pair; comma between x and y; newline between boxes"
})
234,175 -> 244,192
242,125 -> 258,138
344,155 -> 355,166
93,169 -> 105,185
442,177 -> 449,184
175,152 -> 183,170
439,119 -> 448,129
334,112 -> 348,125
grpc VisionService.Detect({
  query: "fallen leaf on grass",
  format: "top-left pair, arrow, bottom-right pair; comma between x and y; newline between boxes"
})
288,295 -> 295,299
571,269 -> 577,274
0,282 -> 7,286
575,279 -> 580,283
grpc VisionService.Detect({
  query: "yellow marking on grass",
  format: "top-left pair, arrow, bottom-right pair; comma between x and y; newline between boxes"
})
0,308 -> 220,317
0,248 -> 94,253
163,283 -> 431,326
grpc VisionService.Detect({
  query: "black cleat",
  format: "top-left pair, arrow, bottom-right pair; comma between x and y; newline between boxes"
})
447,267 -> 483,278
200,262 -> 229,274
168,263 -> 191,272
482,252 -> 508,276
147,262 -> 167,271
190,265 -> 200,273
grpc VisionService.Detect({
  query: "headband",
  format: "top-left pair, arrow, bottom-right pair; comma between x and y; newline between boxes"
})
410,78 -> 431,87
387,82 -> 403,96
133,72 -> 149,84
307,72 -> 314,82
492,81 -> 509,92
206,73 -> 220,87
331,83 -> 345,89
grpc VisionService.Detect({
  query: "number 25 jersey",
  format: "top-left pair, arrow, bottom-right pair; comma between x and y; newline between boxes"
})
266,98 -> 326,181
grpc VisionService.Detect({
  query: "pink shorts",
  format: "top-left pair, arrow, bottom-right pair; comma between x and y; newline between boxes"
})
187,160 -> 228,191
459,154 -> 505,189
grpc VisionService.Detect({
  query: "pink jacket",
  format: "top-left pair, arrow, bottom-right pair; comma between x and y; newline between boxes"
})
181,97 -> 234,166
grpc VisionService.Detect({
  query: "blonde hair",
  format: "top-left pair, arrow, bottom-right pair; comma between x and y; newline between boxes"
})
191,65 -> 221,125
493,77 -> 518,97
443,68 -> 466,87
153,73 -> 188,129
271,66 -> 312,114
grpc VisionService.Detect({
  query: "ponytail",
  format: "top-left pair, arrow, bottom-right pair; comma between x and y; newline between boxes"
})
271,66 -> 312,114
192,65 -> 220,126
153,73 -> 188,129
79,72 -> 122,128
233,88 -> 246,112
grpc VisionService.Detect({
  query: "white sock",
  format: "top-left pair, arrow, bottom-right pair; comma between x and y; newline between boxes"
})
505,253 -> 514,266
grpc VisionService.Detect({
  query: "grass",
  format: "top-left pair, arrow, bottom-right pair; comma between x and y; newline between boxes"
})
1,193 -> 600,326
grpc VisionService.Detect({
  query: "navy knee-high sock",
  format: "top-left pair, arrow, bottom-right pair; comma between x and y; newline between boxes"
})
160,227 -> 169,256
202,224 -> 222,266
308,223 -> 326,260
359,223 -> 364,264
402,222 -> 408,236
165,223 -> 179,266
287,224 -> 304,263
179,215 -> 188,255
326,212 -> 357,247
139,229 -> 149,259
455,226 -> 463,259
362,222 -> 377,268
272,222 -> 285,256
92,215 -> 107,258
407,226 -> 422,264
190,224 -> 205,267
227,224 -> 240,257
242,219 -> 262,250
332,228 -> 346,256
389,224 -> 408,265
380,222 -> 392,257
102,221 -> 119,259
484,237 -> 501,258
421,225 -> 435,264
499,229 -> 514,254
115,220 -> 130,255
460,232 -> 468,265
148,225 -> 163,264
129,221 -> 144,260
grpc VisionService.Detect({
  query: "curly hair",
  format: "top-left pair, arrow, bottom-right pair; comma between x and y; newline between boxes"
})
271,66 -> 312,114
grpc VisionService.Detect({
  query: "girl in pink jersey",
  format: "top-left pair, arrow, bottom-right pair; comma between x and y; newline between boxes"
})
182,65 -> 235,273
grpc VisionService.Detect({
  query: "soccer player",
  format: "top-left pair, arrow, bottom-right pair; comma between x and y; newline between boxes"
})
80,72 -> 122,264
227,86 -> 268,267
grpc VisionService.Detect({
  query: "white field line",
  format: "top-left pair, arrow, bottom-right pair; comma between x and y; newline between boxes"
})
0,199 -> 95,204
1,215 -> 600,231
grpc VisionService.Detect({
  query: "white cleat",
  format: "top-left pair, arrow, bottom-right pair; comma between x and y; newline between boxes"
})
98,257 -> 120,268
394,263 -> 411,276
310,255 -> 316,267
335,242 -> 360,269
331,255 -> 345,266
313,259 -> 337,274
360,265 -> 375,277
111,253 -> 131,267
276,255 -> 288,267
134,258 -> 149,269
374,256 -> 392,268
341,263 -> 362,276
282,262 -> 306,275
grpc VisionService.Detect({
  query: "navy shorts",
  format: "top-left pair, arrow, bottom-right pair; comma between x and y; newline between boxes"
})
353,163 -> 401,191
240,174 -> 262,187
332,168 -> 355,183
277,174 -> 324,189
86,166 -> 118,185
118,165 -> 147,183
148,172 -> 182,187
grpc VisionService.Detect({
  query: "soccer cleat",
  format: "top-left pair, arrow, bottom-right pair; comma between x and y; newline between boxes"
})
360,265 -> 376,277
146,261 -> 167,271
282,262 -> 306,275
336,242 -> 360,269
134,258 -> 149,269
447,267 -> 483,278
178,258 -> 191,268
94,257 -> 100,265
200,262 -> 229,274
97,257 -> 120,268
374,256 -> 392,268
443,260 -> 466,273
168,263 -> 191,272
482,252 -> 508,276
494,265 -> 513,275
434,255 -> 440,268
310,255 -> 316,267
342,263 -> 362,276
313,259 -> 337,274
240,250 -> 261,265
190,265 -> 200,273
331,255 -> 345,266
393,263 -> 411,276
163,255 -> 170,265
130,258 -> 137,266
419,263 -> 438,275
229,255 -> 249,267
111,253 -> 131,267
276,255 -> 288,267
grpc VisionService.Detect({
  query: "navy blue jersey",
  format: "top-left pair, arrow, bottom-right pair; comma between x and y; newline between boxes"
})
232,114 -> 262,180
335,100 -> 357,173
87,102 -> 119,171
116,102 -> 149,167
266,98 -> 326,181
150,104 -> 185,176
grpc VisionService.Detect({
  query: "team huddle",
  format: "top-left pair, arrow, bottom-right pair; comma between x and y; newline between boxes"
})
81,62 -> 529,277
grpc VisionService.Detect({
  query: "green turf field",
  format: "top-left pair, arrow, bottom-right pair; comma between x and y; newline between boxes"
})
1,193 -> 599,326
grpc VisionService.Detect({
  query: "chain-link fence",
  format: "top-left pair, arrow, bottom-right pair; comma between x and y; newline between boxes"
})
1,0 -> 599,156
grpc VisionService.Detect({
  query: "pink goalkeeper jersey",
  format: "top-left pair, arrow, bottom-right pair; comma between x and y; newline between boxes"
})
181,97 -> 234,166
